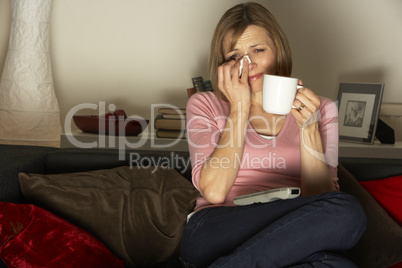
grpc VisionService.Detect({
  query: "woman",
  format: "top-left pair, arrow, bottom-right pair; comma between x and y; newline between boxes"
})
181,2 -> 366,267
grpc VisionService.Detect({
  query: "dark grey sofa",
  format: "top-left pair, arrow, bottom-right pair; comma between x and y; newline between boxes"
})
1,144 -> 402,267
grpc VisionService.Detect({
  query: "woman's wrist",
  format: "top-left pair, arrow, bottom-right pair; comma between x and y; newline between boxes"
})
229,101 -> 250,120
300,123 -> 324,151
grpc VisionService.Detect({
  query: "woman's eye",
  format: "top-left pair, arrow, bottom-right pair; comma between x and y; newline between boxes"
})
228,54 -> 239,61
254,48 -> 265,53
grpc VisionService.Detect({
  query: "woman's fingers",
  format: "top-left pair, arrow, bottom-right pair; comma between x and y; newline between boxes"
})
292,87 -> 321,127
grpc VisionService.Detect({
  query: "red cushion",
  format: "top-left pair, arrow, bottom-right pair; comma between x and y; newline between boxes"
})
359,175 -> 402,226
0,202 -> 124,268
389,262 -> 402,268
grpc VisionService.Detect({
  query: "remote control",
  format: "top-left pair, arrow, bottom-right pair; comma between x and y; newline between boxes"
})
233,187 -> 301,206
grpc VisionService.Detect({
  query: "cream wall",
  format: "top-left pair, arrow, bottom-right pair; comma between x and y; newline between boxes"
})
267,0 -> 402,103
1,0 -> 401,130
0,0 -> 257,124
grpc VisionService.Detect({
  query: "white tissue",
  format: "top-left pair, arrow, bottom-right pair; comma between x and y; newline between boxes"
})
239,55 -> 251,77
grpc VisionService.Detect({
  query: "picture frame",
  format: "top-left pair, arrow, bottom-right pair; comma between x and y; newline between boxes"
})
337,83 -> 384,144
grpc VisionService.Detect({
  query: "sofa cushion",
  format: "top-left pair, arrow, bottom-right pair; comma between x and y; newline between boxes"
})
43,149 -> 193,181
338,164 -> 402,268
359,175 -> 402,226
0,202 -> 124,268
19,166 -> 199,267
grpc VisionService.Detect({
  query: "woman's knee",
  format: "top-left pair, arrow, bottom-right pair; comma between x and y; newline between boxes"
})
318,191 -> 367,245
326,192 -> 366,223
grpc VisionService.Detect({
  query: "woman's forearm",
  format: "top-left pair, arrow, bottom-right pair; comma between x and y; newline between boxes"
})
299,123 -> 336,196
198,105 -> 249,204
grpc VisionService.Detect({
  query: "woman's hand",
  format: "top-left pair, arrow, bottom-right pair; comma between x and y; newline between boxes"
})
291,81 -> 336,196
290,81 -> 321,129
198,59 -> 251,204
217,59 -> 251,111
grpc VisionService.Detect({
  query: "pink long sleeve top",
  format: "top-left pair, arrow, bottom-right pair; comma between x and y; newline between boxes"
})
186,92 -> 339,212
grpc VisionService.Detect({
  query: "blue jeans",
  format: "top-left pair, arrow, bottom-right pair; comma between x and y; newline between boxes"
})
180,191 -> 366,268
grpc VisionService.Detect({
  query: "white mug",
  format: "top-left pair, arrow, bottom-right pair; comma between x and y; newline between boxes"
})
262,74 -> 301,115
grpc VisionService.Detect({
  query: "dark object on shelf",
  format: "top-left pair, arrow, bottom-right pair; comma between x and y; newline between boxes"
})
203,80 -> 214,92
187,87 -> 195,98
375,119 -> 395,144
192,76 -> 205,93
73,110 -> 148,136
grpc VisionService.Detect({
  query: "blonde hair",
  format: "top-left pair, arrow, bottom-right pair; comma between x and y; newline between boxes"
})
209,2 -> 292,100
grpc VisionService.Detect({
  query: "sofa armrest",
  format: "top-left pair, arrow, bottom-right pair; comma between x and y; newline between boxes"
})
338,164 -> 402,268
0,145 -> 58,203
339,157 -> 402,181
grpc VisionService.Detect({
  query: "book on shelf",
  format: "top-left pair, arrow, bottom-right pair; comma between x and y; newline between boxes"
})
157,107 -> 186,115
154,114 -> 186,131
156,130 -> 186,139
161,113 -> 186,119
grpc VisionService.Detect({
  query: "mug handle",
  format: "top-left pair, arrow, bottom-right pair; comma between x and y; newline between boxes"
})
291,85 -> 304,109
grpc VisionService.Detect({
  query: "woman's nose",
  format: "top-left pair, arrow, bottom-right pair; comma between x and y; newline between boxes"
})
241,55 -> 251,63
245,55 -> 256,71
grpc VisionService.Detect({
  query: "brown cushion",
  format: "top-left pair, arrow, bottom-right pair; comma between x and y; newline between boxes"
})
19,166 -> 200,267
338,164 -> 402,268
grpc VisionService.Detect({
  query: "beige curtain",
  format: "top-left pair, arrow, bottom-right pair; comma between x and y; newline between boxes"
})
0,0 -> 61,147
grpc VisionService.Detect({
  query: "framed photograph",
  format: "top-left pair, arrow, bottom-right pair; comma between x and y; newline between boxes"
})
337,83 -> 384,144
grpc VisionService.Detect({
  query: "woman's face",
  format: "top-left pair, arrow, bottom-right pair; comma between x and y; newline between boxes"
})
223,25 -> 277,93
